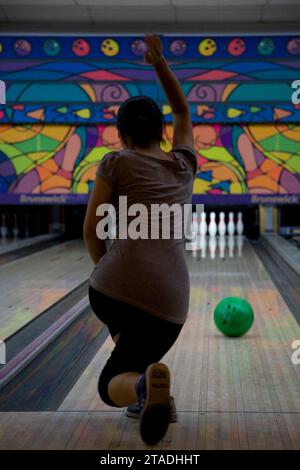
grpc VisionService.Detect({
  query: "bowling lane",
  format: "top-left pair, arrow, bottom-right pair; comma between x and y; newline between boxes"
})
0,234 -> 63,267
0,234 -> 60,257
57,238 -> 300,449
0,239 -> 93,340
1,409 -> 300,450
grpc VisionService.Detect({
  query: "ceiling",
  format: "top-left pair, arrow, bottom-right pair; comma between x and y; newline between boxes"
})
0,0 -> 300,33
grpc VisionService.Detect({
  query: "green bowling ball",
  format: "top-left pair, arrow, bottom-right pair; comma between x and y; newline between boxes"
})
214,297 -> 254,337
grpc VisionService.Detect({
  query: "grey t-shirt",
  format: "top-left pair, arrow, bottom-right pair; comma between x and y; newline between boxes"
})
89,144 -> 197,324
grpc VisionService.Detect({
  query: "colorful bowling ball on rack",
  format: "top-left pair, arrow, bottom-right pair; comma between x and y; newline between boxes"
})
198,38 -> 217,57
228,38 -> 246,56
131,39 -> 147,56
72,38 -> 90,57
287,38 -> 300,55
101,38 -> 119,57
169,39 -> 187,56
214,297 -> 254,337
43,38 -> 61,56
257,38 -> 275,56
14,39 -> 32,56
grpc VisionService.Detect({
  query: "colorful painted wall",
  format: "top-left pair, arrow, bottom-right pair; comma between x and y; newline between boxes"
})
0,35 -> 300,204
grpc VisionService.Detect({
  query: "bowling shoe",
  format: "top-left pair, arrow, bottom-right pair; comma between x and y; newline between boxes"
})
139,363 -> 171,445
126,395 -> 177,422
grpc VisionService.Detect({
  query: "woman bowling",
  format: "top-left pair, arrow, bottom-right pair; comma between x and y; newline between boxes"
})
84,34 -> 196,445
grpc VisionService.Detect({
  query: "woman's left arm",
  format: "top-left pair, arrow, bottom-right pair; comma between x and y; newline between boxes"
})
83,176 -> 113,264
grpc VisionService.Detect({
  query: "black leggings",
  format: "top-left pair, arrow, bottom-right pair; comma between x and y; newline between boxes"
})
88,285 -> 183,407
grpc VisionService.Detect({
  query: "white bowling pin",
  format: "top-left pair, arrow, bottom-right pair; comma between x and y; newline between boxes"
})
227,212 -> 235,236
196,233 -> 202,251
228,235 -> 235,258
218,212 -> 226,236
236,212 -> 244,236
209,235 -> 217,259
237,235 -> 243,257
218,235 -> 226,259
191,212 -> 198,239
200,234 -> 207,259
199,211 -> 207,236
191,236 -> 198,258
208,212 -> 217,237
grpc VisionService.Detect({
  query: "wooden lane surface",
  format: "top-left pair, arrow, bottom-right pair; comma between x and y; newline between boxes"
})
0,240 -> 92,340
60,240 -> 300,415
1,239 -> 300,449
0,411 -> 299,449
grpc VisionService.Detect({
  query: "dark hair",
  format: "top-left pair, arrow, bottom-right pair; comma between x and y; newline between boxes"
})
117,96 -> 165,146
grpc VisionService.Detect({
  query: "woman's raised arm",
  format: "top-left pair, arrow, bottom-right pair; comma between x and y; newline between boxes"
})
144,35 -> 194,149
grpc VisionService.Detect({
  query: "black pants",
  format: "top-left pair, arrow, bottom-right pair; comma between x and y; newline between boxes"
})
89,285 -> 183,407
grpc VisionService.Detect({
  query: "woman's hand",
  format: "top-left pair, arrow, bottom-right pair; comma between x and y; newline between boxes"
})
144,34 -> 164,67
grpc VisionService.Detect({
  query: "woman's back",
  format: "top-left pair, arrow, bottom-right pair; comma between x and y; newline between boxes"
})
89,144 -> 197,324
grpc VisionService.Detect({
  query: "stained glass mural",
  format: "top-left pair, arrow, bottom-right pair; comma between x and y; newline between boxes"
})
0,35 -> 299,204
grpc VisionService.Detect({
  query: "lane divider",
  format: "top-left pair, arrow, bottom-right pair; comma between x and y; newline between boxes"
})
0,296 -> 89,390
